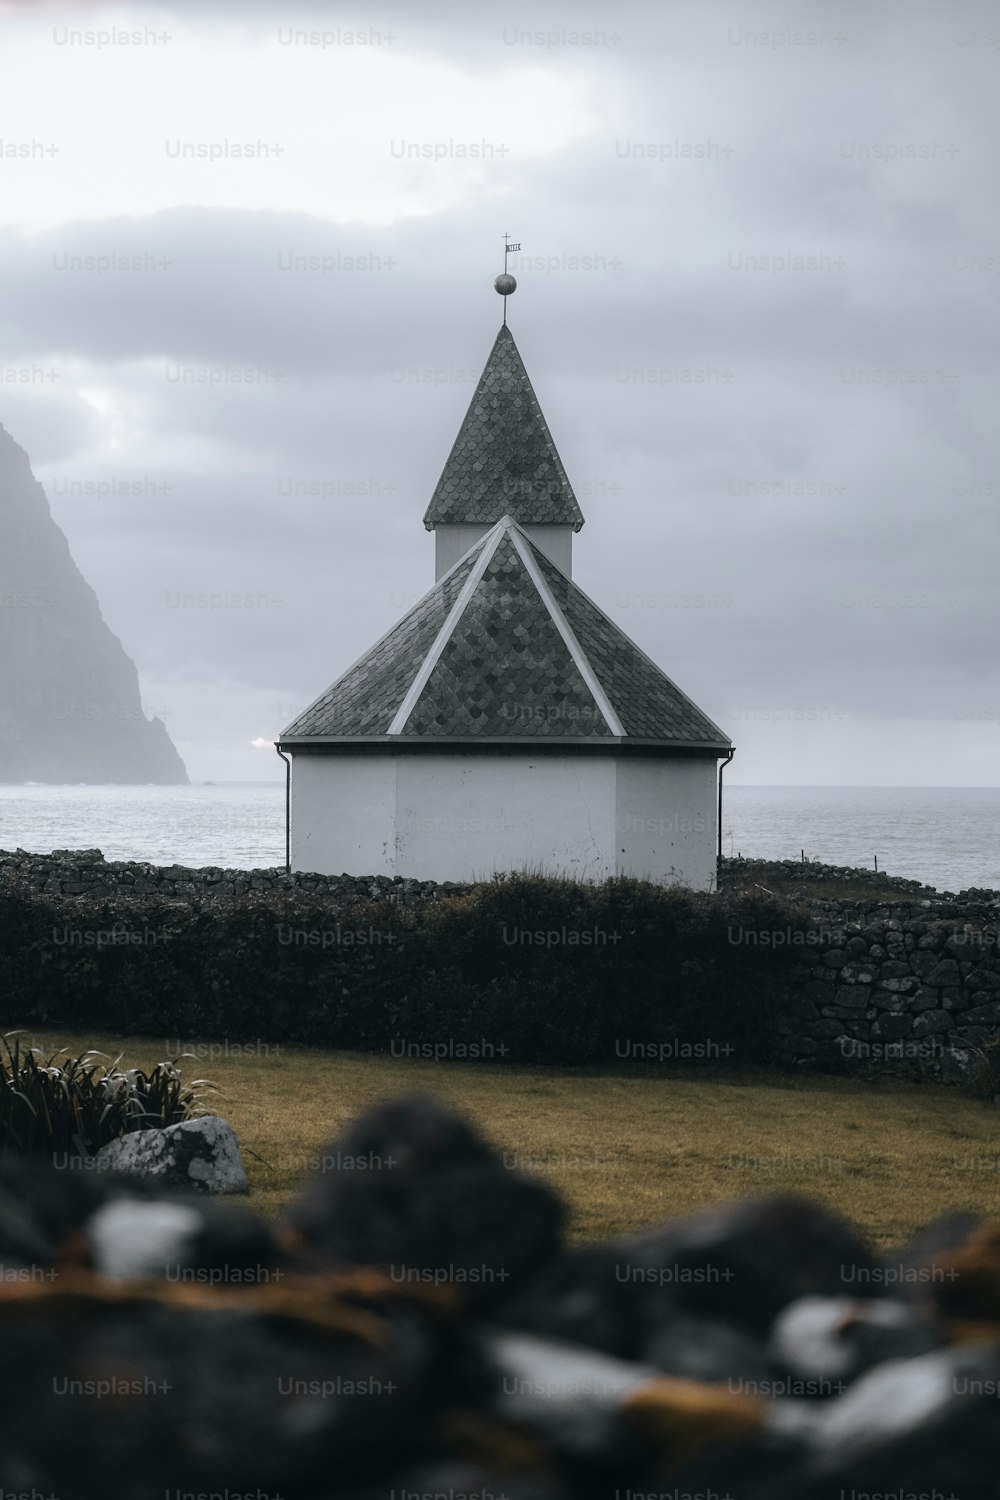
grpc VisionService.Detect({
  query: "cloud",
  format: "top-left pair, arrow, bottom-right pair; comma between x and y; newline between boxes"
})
0,0 -> 997,783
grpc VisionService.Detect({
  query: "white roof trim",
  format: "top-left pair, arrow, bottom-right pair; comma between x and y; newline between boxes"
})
507,522 -> 627,737
386,515 -> 510,735
281,529 -> 500,736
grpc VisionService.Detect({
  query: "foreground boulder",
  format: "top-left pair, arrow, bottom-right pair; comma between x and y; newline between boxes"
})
92,1115 -> 249,1194
281,1093 -> 566,1310
0,1092 -> 998,1497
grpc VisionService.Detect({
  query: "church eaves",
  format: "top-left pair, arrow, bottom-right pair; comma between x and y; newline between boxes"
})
421,325 -> 585,532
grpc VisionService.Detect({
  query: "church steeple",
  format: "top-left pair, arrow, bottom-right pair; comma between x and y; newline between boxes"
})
422,277 -> 584,580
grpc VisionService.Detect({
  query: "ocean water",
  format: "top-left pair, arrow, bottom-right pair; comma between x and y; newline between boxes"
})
0,782 -> 997,893
0,783 -> 286,869
721,785 -> 1000,894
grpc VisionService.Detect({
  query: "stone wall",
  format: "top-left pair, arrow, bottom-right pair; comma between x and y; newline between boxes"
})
0,847 -> 471,907
2,848 -> 998,1073
763,894 -> 1000,1074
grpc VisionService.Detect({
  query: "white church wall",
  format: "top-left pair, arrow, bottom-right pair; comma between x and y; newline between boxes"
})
434,524 -> 573,580
290,754 -> 396,877
394,754 -> 615,881
290,751 -> 719,889
434,525 -> 489,579
290,752 -> 618,881
613,757 -> 718,891
521,526 -> 573,576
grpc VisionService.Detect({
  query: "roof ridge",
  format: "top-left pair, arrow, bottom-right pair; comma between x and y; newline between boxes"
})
506,523 -> 625,736
386,516 -> 510,735
533,548 -> 732,745
278,541 -> 487,735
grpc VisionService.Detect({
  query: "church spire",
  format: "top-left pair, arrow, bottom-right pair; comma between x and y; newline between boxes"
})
422,259 -> 584,579
423,270 -> 583,522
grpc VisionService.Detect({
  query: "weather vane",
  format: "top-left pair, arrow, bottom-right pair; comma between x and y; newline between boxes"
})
494,233 -> 520,325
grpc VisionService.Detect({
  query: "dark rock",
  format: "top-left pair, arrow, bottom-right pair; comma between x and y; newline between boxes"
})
832,986 -> 867,1009
642,1309 -> 783,1387
870,989 -> 909,1013
963,1000 -> 1000,1026
905,985 -> 942,1012
837,963 -> 875,984
879,975 -> 919,994
893,1210 -> 984,1285
491,1242 -> 647,1358
912,1009 -> 954,1037
281,1094 -> 565,1311
803,979 -> 835,1003
955,1025 -> 992,1046
965,968 -> 1000,991
805,1019 -> 845,1040
611,1195 -> 880,1336
871,1013 -> 912,1040
915,1222 -> 1000,1323
927,959 -> 962,986
0,1265 -> 465,1498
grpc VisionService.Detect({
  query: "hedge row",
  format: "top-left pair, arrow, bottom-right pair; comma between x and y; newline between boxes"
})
0,873 -> 810,1065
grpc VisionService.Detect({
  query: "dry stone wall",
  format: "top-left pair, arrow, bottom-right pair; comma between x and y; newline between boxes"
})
2,848 -> 998,1073
769,895 -> 1000,1074
0,847 -> 470,906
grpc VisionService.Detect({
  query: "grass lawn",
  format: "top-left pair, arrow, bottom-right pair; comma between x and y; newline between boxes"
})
12,1028 -> 1000,1253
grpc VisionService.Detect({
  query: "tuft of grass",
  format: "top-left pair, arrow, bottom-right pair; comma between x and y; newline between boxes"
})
11,1028 -> 1000,1253
0,1030 -> 217,1159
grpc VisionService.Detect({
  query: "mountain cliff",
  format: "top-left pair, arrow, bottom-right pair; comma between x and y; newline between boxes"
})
0,422 -> 187,783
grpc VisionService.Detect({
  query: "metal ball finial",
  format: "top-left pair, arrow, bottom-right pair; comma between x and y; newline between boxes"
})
494,273 -> 516,296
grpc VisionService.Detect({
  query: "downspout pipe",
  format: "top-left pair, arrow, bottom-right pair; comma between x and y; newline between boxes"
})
717,746 -> 735,889
275,745 -> 291,874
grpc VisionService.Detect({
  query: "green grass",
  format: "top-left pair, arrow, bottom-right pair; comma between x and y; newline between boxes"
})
10,1028 -> 1000,1254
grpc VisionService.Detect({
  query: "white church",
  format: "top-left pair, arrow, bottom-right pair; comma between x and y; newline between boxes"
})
276,274 -> 732,890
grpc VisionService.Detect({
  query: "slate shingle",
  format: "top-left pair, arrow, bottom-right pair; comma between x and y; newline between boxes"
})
404,536 -> 611,737
422,326 -> 584,531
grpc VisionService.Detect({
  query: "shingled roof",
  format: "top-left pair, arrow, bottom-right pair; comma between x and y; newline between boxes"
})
422,325 -> 585,532
280,518 -> 730,750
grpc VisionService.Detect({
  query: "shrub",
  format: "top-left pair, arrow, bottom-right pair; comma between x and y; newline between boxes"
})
0,1031 -> 217,1159
0,873 -> 820,1065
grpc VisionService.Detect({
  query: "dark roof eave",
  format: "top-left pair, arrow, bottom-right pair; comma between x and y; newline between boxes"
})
276,736 -> 732,756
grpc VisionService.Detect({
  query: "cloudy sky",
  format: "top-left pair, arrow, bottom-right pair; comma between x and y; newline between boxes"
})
1,0 -> 997,784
